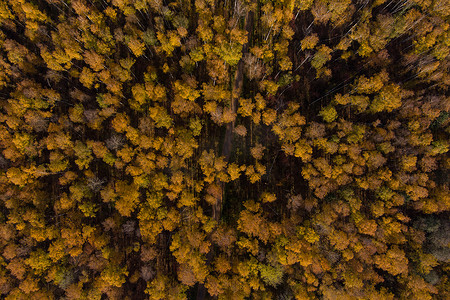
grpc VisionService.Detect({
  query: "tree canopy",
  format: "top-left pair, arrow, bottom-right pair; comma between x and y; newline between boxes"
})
0,0 -> 449,299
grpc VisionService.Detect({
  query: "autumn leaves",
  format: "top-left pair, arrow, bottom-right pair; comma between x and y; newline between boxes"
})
0,0 -> 449,299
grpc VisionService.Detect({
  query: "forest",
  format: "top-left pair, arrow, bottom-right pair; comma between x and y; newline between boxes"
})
0,0 -> 449,299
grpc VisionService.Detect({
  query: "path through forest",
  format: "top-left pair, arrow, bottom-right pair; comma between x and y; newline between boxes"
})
214,9 -> 254,222
196,9 -> 255,300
